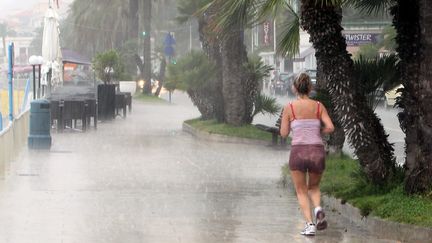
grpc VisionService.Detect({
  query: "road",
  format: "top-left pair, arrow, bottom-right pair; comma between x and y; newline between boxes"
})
0,91 -> 397,242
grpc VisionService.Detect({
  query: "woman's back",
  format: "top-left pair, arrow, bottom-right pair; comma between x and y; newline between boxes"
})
289,100 -> 323,145
290,99 -> 321,119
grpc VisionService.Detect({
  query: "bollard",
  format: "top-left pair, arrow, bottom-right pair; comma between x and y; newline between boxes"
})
7,43 -> 14,122
28,99 -> 52,149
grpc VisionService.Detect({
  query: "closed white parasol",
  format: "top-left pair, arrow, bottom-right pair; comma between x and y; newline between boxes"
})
41,6 -> 63,96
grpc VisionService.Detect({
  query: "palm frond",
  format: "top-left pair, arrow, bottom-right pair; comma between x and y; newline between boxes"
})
244,55 -> 274,81
177,0 -> 211,24
253,93 -> 281,118
257,0 -> 291,20
166,50 -> 216,91
206,0 -> 258,35
353,54 -> 400,93
277,11 -> 300,57
314,0 -> 347,7
345,0 -> 396,15
352,54 -> 400,109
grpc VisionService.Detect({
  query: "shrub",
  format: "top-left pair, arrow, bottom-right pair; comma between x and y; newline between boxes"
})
92,49 -> 125,84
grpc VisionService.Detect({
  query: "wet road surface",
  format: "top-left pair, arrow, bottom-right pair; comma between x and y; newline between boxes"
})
0,92 -> 397,242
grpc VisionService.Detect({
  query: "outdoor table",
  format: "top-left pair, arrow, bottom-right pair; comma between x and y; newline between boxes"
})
62,99 -> 87,131
48,85 -> 97,132
48,98 -> 97,132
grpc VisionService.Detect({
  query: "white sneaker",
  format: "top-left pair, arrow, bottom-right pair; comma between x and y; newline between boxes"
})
300,223 -> 316,236
314,206 -> 328,230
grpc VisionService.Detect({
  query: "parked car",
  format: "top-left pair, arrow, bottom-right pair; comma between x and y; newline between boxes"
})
271,72 -> 292,96
384,84 -> 403,109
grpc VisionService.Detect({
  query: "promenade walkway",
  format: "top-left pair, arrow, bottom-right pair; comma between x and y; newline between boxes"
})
0,92 -> 396,242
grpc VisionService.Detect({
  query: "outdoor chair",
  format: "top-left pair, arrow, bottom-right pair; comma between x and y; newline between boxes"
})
62,100 -> 86,131
84,99 -> 97,129
50,100 -> 63,131
115,93 -> 127,118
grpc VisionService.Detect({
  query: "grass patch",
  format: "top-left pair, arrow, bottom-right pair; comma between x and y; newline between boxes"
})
282,154 -> 432,227
185,118 -> 278,142
134,93 -> 166,103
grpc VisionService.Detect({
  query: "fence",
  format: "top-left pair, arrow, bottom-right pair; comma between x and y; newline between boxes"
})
0,78 -> 32,179
0,110 -> 29,179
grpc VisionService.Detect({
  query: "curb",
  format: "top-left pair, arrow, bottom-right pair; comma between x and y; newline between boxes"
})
182,122 -> 271,146
322,195 -> 432,243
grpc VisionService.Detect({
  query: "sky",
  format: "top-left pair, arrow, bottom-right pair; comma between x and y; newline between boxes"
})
0,0 -> 72,24
0,0 -> 41,11
0,0 -> 72,12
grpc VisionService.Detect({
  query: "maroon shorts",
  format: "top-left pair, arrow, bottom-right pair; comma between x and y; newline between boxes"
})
289,144 -> 325,174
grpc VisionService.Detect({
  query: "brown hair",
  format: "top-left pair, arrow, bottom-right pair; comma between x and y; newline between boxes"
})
293,73 -> 312,95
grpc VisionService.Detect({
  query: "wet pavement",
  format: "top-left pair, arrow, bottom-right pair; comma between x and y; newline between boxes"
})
0,92 -> 397,242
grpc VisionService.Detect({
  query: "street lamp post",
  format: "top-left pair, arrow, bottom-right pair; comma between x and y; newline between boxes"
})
29,55 -> 44,99
38,62 -> 42,98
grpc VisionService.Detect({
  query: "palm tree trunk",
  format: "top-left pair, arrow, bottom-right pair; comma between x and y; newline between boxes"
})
187,89 -> 215,120
142,0 -> 152,94
128,0 -> 139,40
301,0 -> 396,184
316,61 -> 345,156
154,57 -> 166,97
198,13 -> 224,122
221,28 -> 248,126
392,0 -> 432,193
414,0 -> 432,192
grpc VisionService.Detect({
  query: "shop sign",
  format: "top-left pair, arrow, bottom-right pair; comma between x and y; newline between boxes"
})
345,33 -> 380,46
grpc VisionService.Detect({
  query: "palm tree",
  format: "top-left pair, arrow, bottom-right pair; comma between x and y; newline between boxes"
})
244,55 -> 276,123
301,0 -> 397,184
413,0 -> 432,193
216,0 -> 397,184
220,26 -> 249,126
166,50 -> 218,119
177,0 -> 225,121
209,0 -> 259,126
63,0 -> 128,56
142,0 -> 153,94
352,0 -> 432,193
391,0 -> 431,193
177,0 -> 219,61
128,0 -> 139,40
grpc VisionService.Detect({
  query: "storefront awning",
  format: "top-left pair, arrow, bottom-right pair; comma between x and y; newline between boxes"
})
61,49 -> 91,65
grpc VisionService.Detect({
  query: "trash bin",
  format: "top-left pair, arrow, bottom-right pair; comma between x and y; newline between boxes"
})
28,99 -> 52,149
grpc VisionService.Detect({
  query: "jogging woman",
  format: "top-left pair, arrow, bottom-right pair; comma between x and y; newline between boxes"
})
280,73 -> 335,236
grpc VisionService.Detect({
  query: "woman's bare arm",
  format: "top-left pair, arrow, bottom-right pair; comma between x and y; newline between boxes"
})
320,105 -> 335,134
280,105 -> 291,138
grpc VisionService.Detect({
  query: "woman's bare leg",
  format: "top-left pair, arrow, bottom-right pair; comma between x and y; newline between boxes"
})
290,170 -> 313,223
308,172 -> 323,208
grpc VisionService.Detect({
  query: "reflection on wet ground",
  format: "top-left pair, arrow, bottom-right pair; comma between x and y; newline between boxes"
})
0,92 -> 397,242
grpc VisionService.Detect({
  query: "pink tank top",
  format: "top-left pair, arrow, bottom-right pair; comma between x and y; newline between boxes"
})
290,102 -> 323,146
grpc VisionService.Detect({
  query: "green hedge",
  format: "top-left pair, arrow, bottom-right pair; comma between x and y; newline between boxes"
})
185,118 -> 277,142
